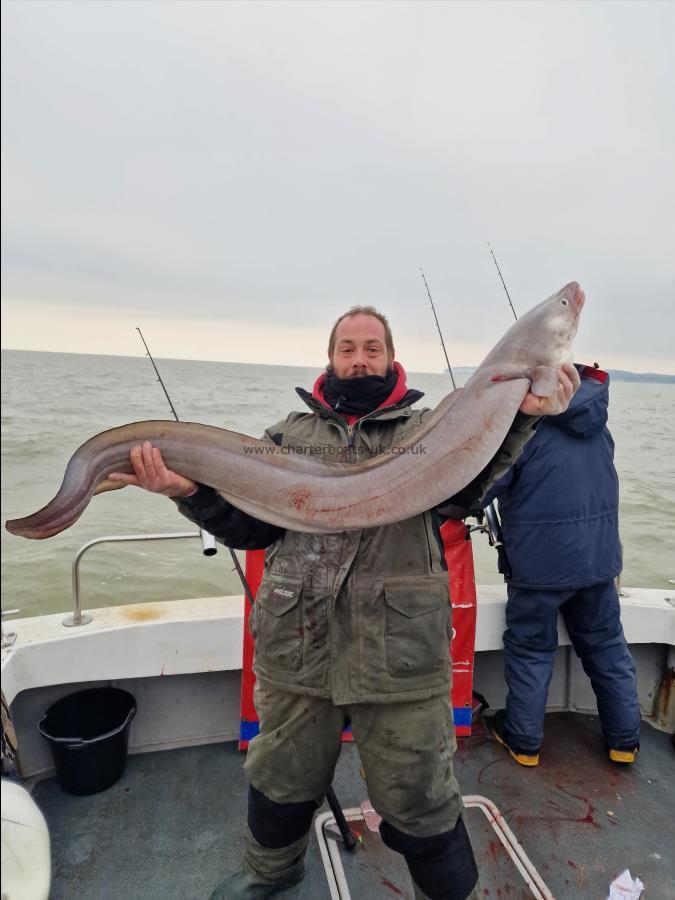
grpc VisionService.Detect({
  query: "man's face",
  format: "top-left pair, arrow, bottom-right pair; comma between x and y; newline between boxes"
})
330,313 -> 392,379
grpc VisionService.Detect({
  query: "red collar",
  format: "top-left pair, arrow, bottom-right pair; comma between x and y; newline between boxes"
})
579,364 -> 609,383
312,361 -> 410,425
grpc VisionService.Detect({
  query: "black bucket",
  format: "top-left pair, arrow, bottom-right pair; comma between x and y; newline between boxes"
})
38,687 -> 136,796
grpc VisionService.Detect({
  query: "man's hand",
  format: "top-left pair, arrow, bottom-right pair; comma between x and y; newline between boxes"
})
108,441 -> 198,499
519,362 -> 580,417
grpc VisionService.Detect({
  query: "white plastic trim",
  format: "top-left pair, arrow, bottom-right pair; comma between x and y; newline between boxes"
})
2,587 -> 671,709
316,800 -> 554,900
463,795 -> 554,899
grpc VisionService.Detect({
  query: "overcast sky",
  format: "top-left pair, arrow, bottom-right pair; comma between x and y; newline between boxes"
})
2,0 -> 674,373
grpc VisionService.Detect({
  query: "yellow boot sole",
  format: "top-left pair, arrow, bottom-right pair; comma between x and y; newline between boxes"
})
609,747 -> 638,763
492,726 -> 540,767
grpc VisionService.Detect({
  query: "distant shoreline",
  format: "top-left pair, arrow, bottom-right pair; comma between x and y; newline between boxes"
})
604,370 -> 675,384
447,365 -> 675,385
2,347 -> 675,384
452,366 -> 675,384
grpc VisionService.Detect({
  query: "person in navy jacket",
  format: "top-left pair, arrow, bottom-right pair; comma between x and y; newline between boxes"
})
482,364 -> 641,765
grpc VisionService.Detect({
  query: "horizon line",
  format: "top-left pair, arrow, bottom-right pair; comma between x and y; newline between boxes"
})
2,346 -> 675,381
0,345 -> 472,376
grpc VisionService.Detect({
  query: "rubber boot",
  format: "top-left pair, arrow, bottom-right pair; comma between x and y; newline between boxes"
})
209,827 -> 307,899
608,743 -> 639,764
491,710 -> 540,767
209,866 -> 304,899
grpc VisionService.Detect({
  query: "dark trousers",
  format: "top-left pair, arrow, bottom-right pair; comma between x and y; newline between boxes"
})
242,682 -> 480,899
502,579 -> 641,751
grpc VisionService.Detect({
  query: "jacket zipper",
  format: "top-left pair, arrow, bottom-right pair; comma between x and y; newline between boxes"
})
300,395 -> 414,463
346,424 -> 356,463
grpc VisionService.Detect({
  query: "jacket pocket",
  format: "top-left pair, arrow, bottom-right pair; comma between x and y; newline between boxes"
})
384,575 -> 450,677
253,575 -> 303,671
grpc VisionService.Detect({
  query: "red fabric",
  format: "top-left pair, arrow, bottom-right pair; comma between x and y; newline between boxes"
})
239,524 -> 477,747
580,364 -> 609,383
239,552 -> 262,749
239,550 -> 353,748
440,520 -> 478,736
311,361 -> 410,425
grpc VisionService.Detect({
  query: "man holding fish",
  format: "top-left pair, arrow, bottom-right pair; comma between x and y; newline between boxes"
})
106,288 -> 582,899
8,283 -> 584,898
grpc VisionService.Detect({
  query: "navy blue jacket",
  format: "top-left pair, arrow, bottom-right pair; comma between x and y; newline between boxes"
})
482,367 -> 622,590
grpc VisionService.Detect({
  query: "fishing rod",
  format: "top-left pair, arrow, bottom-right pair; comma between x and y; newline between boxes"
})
417,258 -> 511,585
482,244 -> 514,580
419,268 -> 456,389
419,266 -> 506,716
136,328 -> 221,558
136,329 -> 258,603
487,242 -> 518,321
137,332 -> 355,830
137,331 -> 355,843
136,328 -> 181,421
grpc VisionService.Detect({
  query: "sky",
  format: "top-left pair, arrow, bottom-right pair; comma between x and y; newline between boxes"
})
1,0 -> 674,374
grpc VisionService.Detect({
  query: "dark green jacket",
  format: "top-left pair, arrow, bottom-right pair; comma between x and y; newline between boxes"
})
175,389 -> 537,703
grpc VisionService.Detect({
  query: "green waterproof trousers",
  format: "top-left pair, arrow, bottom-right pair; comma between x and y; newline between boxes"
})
241,680 -> 481,899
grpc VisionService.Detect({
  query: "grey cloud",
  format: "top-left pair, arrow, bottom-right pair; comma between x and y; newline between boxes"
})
1,0 -> 673,365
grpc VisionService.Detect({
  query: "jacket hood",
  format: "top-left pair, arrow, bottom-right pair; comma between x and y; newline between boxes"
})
547,364 -> 610,438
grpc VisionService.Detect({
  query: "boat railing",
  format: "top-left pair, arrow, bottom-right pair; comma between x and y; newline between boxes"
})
65,531 -> 215,628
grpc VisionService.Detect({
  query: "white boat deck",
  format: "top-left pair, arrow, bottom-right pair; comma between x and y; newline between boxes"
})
3,587 -> 673,707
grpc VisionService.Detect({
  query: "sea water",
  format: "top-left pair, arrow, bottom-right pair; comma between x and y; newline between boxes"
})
2,349 -> 673,618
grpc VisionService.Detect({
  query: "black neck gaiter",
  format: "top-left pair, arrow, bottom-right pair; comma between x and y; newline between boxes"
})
323,369 -> 399,416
